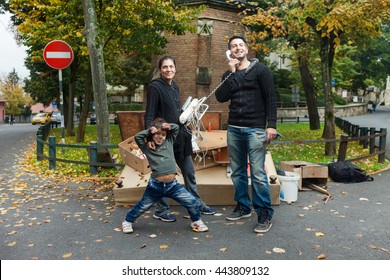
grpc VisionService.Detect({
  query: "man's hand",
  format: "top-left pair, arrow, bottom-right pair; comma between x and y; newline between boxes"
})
266,128 -> 277,144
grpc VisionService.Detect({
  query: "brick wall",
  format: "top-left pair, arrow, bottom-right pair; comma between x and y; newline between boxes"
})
147,3 -> 249,127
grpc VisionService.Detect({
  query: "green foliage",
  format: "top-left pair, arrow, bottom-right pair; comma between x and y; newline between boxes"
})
108,103 -> 143,112
332,92 -> 347,105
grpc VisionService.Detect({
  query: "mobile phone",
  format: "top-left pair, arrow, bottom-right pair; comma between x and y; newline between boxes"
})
226,50 -> 232,60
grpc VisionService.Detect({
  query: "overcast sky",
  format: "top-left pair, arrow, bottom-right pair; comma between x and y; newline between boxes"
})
0,12 -> 29,80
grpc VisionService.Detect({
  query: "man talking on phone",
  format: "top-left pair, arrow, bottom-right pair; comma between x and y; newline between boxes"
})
215,34 -> 278,233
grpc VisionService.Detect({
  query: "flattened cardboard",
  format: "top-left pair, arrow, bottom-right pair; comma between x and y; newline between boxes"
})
114,165 -> 280,206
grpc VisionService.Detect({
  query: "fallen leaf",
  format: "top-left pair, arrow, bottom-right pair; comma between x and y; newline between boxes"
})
7,231 -> 17,235
219,247 -> 228,252
315,232 -> 325,237
317,254 -> 327,259
62,252 -> 72,258
140,243 -> 146,249
369,245 -> 379,250
359,197 -> 369,201
149,234 -> 157,238
272,247 -> 286,253
265,250 -> 272,254
7,242 -> 17,247
380,248 -> 389,253
95,239 -> 103,243
159,244 -> 169,249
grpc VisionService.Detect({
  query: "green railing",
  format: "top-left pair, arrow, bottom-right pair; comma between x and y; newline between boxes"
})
35,117 -> 386,176
36,134 -> 124,175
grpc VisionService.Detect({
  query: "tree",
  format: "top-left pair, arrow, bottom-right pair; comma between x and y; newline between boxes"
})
241,0 -> 390,156
0,70 -> 32,117
82,0 -> 110,145
240,1 -> 322,131
8,0 -> 204,144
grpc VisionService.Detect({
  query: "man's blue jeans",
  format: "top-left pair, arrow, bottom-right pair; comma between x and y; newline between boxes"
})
227,125 -> 274,219
125,178 -> 201,223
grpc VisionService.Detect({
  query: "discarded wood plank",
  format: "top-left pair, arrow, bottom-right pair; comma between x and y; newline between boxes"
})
304,181 -> 330,195
304,181 -> 333,204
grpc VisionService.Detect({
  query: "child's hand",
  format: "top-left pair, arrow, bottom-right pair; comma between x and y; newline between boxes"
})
149,126 -> 157,134
161,123 -> 171,130
147,141 -> 156,150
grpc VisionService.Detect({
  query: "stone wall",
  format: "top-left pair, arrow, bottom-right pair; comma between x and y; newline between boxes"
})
277,103 -> 368,121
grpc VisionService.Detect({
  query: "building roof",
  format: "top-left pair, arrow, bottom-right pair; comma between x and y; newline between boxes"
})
30,103 -> 54,114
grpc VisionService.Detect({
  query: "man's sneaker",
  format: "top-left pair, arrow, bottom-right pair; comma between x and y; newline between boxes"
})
226,204 -> 252,221
122,220 -> 133,234
254,217 -> 272,233
191,219 -> 209,232
153,213 -> 176,222
201,205 -> 217,215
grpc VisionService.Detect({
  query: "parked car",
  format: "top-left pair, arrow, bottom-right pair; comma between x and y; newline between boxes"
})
90,114 -> 96,125
31,113 -> 51,125
51,111 -> 62,125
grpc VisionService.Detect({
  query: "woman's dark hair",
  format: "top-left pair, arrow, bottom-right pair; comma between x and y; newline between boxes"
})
157,55 -> 176,69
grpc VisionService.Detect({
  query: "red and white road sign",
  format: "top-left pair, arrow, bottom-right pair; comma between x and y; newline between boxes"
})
43,40 -> 74,69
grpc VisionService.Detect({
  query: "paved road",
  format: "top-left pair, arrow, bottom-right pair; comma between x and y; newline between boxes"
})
1,122 -> 389,279
342,105 -> 390,159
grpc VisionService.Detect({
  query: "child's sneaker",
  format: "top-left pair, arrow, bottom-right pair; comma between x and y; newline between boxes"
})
191,219 -> 208,232
122,220 -> 133,233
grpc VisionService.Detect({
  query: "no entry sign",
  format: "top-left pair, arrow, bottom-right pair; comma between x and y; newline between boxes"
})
43,40 -> 74,69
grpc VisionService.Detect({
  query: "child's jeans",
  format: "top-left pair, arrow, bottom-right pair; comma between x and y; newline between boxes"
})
125,178 -> 201,222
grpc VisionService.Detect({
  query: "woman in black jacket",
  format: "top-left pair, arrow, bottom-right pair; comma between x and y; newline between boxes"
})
144,55 -> 216,222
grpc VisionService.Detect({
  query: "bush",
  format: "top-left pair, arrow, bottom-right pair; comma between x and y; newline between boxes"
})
108,103 -> 143,112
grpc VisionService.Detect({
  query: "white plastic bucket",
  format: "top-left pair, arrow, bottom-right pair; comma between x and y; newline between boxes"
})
278,171 -> 300,202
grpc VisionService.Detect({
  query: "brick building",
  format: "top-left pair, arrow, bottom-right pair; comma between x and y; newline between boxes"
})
148,0 -> 249,127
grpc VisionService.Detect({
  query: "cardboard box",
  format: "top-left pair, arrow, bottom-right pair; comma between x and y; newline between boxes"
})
212,146 -> 229,163
114,165 -> 280,206
280,161 -> 328,190
118,137 -> 151,174
192,152 -> 219,170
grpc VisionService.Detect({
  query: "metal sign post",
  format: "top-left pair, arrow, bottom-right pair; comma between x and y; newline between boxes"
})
43,40 -> 74,153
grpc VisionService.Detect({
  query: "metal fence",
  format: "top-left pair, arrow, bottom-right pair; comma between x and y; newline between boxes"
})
35,118 -> 386,176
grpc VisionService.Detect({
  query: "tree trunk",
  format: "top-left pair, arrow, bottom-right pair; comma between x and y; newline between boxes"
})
298,56 -> 321,130
82,0 -> 110,145
76,66 -> 93,143
319,37 -> 336,156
